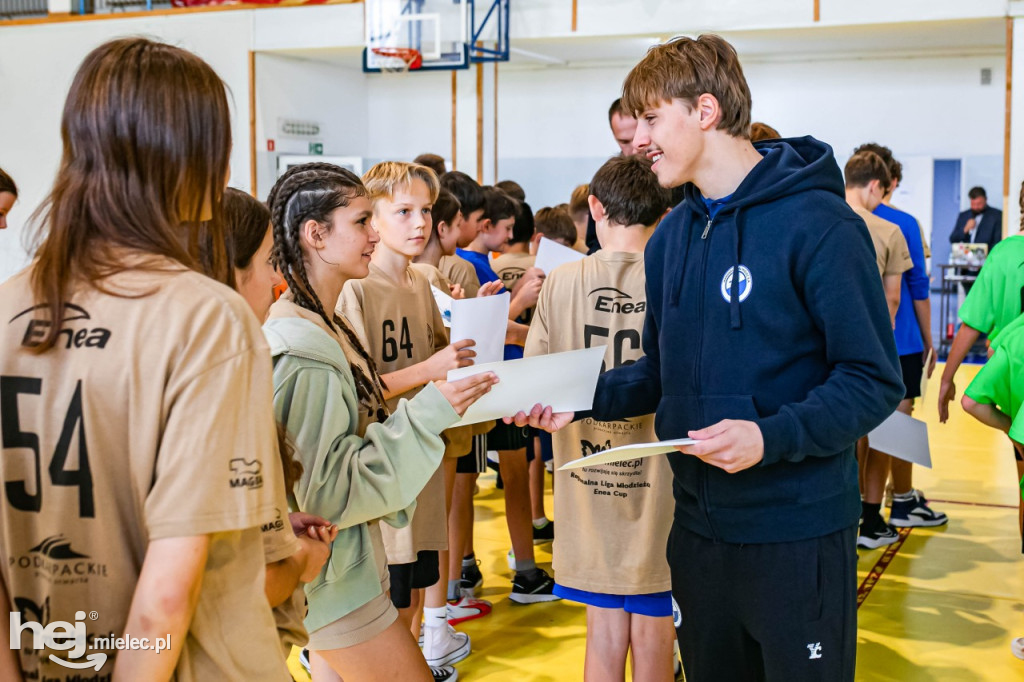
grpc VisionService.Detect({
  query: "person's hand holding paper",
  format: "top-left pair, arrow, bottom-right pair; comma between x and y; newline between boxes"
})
677,419 -> 765,473
505,403 -> 575,433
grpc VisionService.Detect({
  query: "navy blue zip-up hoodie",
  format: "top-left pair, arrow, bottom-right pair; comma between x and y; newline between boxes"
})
592,136 -> 904,544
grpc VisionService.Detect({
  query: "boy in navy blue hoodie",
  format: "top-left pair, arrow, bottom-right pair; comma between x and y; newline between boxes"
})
514,35 -> 904,681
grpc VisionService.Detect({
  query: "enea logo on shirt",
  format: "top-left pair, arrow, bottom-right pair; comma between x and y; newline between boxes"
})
500,267 -> 526,285
229,458 -> 264,491
10,304 -> 112,350
720,266 -> 753,303
587,288 -> 646,314
11,536 -> 109,585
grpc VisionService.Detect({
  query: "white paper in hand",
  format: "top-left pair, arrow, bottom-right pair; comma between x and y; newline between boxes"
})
430,285 -> 454,328
534,236 -> 586,275
447,346 -> 606,427
450,292 -> 509,366
867,411 -> 932,468
558,438 -> 697,470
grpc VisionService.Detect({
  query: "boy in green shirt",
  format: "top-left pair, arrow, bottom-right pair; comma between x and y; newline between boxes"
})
938,229 -> 1024,423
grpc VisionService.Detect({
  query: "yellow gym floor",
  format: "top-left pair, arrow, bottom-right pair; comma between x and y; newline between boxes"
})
289,363 -> 1024,680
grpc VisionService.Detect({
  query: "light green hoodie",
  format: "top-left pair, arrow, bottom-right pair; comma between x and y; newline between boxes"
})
263,301 -> 458,633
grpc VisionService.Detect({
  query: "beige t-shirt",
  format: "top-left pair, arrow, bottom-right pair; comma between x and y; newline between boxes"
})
261,508 -> 306,658
525,251 -> 672,595
439,255 -> 481,298
338,264 -> 449,563
0,261 -> 289,681
854,207 -> 913,278
490,251 -> 535,292
410,263 -> 473,459
492,251 -> 536,324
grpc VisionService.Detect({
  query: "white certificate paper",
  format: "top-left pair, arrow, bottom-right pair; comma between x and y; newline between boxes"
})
867,410 -> 932,468
430,285 -> 453,328
450,292 -> 509,366
558,438 -> 698,470
534,236 -> 586,275
447,346 -> 606,427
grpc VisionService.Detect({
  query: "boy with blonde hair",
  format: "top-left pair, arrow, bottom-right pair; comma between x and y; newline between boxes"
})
338,162 -> 477,671
526,155 -> 675,681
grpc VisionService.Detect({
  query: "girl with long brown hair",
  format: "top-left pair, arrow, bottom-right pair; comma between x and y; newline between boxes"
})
263,162 -> 496,682
0,38 -> 289,681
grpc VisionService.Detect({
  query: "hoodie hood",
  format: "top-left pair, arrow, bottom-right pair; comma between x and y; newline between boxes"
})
670,136 -> 845,326
681,136 -> 845,214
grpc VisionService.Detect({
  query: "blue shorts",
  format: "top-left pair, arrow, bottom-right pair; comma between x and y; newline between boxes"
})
553,584 -> 673,618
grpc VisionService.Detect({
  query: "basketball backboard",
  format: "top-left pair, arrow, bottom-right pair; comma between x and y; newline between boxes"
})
364,0 -> 470,72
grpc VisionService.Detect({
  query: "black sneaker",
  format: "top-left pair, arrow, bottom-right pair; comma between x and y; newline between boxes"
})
298,648 -> 311,677
509,568 -> 561,604
461,559 -> 483,592
532,519 -> 555,545
890,489 -> 948,528
431,665 -> 458,681
857,519 -> 900,549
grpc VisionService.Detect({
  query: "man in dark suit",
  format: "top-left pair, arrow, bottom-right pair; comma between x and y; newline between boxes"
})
949,186 -> 1003,252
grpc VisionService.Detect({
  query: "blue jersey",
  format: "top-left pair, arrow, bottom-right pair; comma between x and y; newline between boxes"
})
874,203 -> 929,356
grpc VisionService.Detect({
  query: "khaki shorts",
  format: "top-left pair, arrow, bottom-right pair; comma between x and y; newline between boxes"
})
307,522 -> 397,651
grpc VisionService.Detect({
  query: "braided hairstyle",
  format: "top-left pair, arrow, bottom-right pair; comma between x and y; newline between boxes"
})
267,163 -> 390,421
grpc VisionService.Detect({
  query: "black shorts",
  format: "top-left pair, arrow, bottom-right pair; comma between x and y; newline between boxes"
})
455,433 -> 489,474
899,352 -> 924,401
388,551 -> 440,608
669,523 -> 857,681
487,421 -> 530,451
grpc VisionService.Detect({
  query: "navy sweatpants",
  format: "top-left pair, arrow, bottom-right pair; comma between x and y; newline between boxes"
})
668,523 -> 858,682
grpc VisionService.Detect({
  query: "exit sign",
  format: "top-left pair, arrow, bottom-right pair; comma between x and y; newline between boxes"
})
309,142 -> 324,155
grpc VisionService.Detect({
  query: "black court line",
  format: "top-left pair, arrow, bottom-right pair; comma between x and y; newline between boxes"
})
856,527 -> 912,609
926,498 -> 1018,510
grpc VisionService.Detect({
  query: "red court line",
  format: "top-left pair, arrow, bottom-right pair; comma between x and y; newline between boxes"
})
856,527 -> 912,609
925,498 -> 1018,510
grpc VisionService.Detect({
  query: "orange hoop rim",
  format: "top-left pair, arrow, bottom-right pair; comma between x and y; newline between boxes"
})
370,47 -> 423,70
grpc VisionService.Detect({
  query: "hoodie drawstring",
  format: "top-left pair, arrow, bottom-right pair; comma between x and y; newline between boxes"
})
729,207 -> 744,330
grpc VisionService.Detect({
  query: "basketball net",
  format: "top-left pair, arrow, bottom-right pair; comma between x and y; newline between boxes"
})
370,47 -> 423,74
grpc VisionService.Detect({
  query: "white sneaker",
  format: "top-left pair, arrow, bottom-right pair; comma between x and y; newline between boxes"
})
506,548 -> 516,571
422,623 -> 471,667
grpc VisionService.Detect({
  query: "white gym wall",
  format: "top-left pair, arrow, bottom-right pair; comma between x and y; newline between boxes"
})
0,0 -> 1020,281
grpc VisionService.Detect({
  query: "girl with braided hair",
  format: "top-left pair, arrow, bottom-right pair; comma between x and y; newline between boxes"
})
263,162 -> 496,682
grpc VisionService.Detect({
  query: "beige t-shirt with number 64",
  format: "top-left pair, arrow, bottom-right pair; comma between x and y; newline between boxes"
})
338,263 -> 450,564
0,260 -> 289,682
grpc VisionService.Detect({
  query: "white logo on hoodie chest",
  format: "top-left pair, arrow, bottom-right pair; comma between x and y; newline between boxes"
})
720,266 -> 753,303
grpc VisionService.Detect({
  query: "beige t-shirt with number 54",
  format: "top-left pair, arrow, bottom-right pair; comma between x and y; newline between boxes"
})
0,260 -> 289,681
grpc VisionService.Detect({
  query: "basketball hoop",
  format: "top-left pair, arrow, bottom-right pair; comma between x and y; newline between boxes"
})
370,47 -> 423,73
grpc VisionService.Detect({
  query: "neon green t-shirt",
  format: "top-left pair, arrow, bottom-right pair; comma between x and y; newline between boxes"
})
957,234 -> 1024,341
964,321 -> 1024,442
